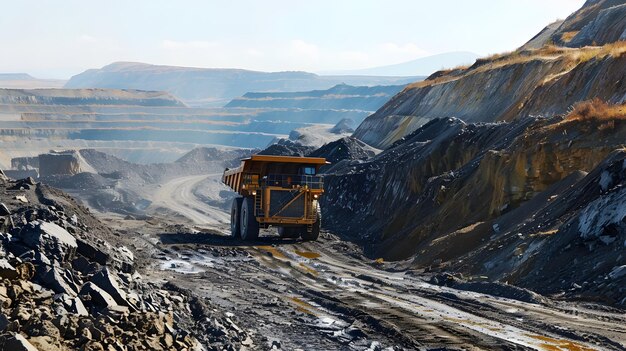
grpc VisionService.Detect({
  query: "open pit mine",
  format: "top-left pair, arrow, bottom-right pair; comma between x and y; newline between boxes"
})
1,0 -> 626,350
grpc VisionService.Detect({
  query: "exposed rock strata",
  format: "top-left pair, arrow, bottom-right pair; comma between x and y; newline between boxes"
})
324,115 -> 626,305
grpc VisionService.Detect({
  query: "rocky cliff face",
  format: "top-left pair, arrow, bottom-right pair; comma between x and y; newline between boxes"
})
566,3 -> 626,47
447,148 -> 626,304
551,0 -> 626,47
523,1 -> 626,49
354,45 -> 626,149
326,0 -> 626,305
324,108 -> 626,304
353,0 -> 626,150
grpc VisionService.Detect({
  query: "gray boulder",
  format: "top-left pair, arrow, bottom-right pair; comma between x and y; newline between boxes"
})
0,259 -> 18,280
80,282 -> 117,308
59,293 -> 88,316
4,333 -> 39,351
0,203 -> 10,216
90,267 -> 129,307
20,221 -> 77,263
40,266 -> 79,296
76,238 -> 110,265
0,313 -> 8,331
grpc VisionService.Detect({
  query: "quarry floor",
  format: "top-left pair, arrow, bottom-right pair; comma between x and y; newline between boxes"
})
101,175 -> 626,351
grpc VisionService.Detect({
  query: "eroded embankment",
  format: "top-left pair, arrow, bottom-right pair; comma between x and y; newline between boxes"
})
324,111 -> 626,305
354,44 -> 626,149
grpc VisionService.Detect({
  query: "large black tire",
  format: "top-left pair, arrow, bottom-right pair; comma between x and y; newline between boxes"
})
240,197 -> 260,241
278,227 -> 299,238
301,205 -> 321,241
230,197 -> 243,238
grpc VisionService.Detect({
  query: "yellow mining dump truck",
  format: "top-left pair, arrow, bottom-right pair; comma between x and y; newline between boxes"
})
222,155 -> 328,241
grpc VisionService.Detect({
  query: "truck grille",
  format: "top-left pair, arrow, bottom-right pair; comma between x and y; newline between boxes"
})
269,190 -> 305,218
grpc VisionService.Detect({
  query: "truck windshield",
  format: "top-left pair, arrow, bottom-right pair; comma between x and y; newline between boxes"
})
301,166 -> 316,175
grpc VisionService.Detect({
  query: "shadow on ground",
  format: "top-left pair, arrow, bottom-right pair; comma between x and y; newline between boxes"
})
157,230 -> 301,247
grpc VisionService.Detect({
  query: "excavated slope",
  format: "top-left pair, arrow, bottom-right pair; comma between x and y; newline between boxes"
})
551,0 -> 626,47
353,47 -> 626,149
226,84 -> 405,113
324,114 -> 626,303
353,0 -> 626,149
0,88 -> 183,106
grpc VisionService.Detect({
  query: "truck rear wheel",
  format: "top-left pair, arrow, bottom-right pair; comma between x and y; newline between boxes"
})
240,197 -> 259,241
230,197 -> 243,238
301,206 -> 321,241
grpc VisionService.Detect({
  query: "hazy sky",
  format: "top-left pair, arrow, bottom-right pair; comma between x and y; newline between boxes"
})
2,0 -> 585,78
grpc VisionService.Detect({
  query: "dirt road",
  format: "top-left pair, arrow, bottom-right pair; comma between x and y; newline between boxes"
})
143,228 -> 624,350
148,174 -> 230,225
114,176 -> 626,350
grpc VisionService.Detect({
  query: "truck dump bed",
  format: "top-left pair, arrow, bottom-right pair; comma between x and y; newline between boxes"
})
223,155 -> 328,194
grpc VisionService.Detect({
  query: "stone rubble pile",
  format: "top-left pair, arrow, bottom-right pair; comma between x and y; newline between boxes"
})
0,175 -> 249,350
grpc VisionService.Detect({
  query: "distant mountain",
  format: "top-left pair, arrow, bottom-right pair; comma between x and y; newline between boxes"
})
65,62 -> 421,107
0,73 -> 66,89
0,73 -> 35,80
325,52 -> 480,77
226,83 -> 406,112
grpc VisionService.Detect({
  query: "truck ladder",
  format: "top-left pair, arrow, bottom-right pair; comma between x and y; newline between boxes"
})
254,192 -> 262,216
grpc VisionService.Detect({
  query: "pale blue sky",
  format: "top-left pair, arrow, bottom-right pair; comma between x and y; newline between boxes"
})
2,0 -> 585,78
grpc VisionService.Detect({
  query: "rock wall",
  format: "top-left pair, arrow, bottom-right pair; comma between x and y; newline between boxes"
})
568,3 -> 626,47
522,0 -> 626,48
326,116 -> 626,258
353,0 -> 626,150
449,150 -> 626,305
11,157 -> 39,171
353,50 -> 626,149
325,115 -> 626,304
38,152 -> 83,177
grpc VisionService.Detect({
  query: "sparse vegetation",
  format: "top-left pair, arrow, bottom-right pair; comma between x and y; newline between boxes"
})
601,40 -> 626,57
565,98 -> 626,122
560,31 -> 579,43
406,41 -> 626,91
575,41 -> 626,63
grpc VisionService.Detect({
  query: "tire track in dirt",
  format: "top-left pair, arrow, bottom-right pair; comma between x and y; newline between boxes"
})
148,174 -> 229,225
142,178 -> 624,350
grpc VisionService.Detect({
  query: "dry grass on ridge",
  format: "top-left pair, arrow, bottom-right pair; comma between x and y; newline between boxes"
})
565,98 -> 626,122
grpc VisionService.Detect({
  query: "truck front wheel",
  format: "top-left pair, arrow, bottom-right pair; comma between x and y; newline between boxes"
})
230,197 -> 243,238
301,206 -> 321,241
240,197 -> 260,241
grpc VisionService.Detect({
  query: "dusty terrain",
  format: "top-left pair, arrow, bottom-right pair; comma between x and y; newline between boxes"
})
1,2 -> 625,349
98,173 -> 626,350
